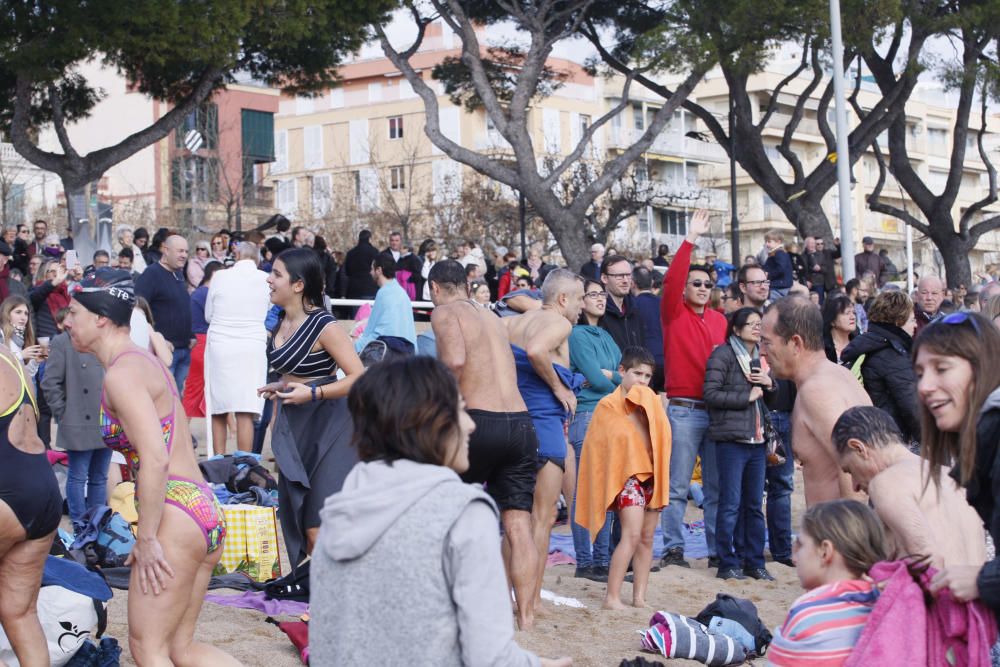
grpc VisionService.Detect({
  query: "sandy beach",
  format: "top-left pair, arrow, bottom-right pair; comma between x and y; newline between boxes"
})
96,417 -> 806,666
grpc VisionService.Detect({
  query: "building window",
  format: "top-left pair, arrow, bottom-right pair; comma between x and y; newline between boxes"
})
389,116 -> 404,140
633,103 -> 645,131
170,156 -> 219,202
635,162 -> 648,182
352,171 -> 361,205
579,114 -> 591,136
174,103 -> 218,150
390,166 -> 406,191
659,209 -> 688,237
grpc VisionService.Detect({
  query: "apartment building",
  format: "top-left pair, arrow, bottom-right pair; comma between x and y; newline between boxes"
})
25,62 -> 280,236
268,21 -> 733,253
673,62 -> 1000,273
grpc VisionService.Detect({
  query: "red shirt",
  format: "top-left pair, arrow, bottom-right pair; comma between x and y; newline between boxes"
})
660,240 -> 727,399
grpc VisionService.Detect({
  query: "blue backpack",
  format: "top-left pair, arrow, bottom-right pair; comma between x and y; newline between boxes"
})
71,506 -> 135,568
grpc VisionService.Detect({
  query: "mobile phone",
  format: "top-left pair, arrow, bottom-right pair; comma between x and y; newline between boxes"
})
65,250 -> 80,270
749,359 -> 761,373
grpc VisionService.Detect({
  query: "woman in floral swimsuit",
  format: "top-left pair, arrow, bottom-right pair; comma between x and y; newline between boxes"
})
64,268 -> 239,666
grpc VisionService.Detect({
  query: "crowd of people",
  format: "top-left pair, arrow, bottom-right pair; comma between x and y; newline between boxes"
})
2,209 -> 1000,665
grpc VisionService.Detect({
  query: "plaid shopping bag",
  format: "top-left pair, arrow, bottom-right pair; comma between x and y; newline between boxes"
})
214,504 -> 282,582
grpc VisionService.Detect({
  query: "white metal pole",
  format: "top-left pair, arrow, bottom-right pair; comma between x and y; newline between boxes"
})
830,0 -> 856,282
906,222 -> 914,293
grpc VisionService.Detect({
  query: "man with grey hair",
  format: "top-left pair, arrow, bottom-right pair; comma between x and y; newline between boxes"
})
915,275 -> 945,335
980,281 -> 1000,310
581,243 -> 605,282
505,268 -> 584,614
205,240 -> 270,454
834,406 -> 984,569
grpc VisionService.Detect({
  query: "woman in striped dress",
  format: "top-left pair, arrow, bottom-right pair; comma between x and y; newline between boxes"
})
259,248 -> 364,569
768,500 -> 888,666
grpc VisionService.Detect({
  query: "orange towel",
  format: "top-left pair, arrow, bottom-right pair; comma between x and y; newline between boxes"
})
576,385 -> 672,537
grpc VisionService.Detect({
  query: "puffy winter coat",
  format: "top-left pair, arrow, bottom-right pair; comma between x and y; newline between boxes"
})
840,321 -> 920,443
703,343 -> 774,443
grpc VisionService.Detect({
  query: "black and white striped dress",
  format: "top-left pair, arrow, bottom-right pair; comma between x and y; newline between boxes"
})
267,308 -> 339,380
267,307 -> 355,569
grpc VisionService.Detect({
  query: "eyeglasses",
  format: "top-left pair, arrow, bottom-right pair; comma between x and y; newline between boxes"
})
938,311 -> 983,335
742,279 -> 771,287
745,321 -> 762,328
604,272 -> 631,280
687,280 -> 714,289
584,291 -> 608,300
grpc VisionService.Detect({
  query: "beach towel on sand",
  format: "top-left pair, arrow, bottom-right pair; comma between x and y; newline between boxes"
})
641,611 -> 746,665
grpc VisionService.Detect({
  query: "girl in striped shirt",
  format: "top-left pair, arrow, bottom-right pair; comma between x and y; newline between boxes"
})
769,500 -> 888,666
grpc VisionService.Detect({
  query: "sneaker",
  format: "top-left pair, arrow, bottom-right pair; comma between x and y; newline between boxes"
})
707,556 -> 721,569
717,568 -> 746,580
772,556 -> 794,568
743,567 -> 775,581
593,565 -> 610,577
574,566 -> 608,583
659,547 -> 690,568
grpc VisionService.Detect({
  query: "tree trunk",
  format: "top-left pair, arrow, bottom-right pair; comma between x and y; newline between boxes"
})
779,196 -> 835,242
63,181 -> 96,265
933,230 -> 973,289
546,210 -> 591,271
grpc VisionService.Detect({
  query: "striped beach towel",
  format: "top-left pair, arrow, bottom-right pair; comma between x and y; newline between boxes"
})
641,611 -> 747,665
768,579 -> 879,666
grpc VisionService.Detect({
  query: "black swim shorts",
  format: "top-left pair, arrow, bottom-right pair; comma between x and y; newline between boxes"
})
461,410 -> 538,512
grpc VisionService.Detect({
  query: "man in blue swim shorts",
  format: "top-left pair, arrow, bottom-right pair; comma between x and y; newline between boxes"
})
505,268 -> 584,614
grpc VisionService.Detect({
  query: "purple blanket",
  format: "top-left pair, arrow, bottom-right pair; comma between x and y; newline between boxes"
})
204,591 -> 308,617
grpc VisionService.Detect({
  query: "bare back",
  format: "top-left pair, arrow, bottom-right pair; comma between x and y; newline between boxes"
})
793,360 -> 871,506
870,458 -> 986,568
505,308 -> 571,368
432,300 -> 526,412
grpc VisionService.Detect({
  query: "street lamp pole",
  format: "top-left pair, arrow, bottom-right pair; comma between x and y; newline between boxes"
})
729,91 -> 740,266
830,0 -> 856,281
519,190 -> 527,262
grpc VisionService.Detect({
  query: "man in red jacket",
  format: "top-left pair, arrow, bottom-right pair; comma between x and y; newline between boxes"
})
658,209 -> 728,568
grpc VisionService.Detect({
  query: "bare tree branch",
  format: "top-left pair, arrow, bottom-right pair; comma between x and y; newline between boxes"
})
757,37 -> 812,130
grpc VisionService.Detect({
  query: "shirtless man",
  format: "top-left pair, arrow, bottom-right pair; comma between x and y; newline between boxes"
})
760,296 -> 870,505
428,259 -> 539,630
833,406 -> 985,568
505,269 -> 584,612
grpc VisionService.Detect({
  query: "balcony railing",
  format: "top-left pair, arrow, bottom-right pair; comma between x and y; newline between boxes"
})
244,185 -> 274,208
607,128 -> 728,163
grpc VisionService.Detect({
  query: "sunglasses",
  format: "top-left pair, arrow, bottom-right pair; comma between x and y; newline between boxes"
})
687,280 -> 714,289
938,311 -> 983,335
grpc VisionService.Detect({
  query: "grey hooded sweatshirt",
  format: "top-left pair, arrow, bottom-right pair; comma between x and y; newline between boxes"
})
309,458 -> 541,667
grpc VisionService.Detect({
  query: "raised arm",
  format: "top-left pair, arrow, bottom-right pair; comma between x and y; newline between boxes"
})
661,209 -> 709,325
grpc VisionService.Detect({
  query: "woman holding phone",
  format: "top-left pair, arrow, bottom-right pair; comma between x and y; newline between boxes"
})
703,307 -> 775,581
259,248 -> 364,568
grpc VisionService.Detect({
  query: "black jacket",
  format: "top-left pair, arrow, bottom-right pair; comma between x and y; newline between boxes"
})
703,344 -> 774,443
598,294 -> 645,352
840,322 -> 921,444
343,240 -> 379,299
963,390 -> 1000,615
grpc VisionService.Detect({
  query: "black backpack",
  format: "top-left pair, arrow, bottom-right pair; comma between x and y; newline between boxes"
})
695,593 -> 773,656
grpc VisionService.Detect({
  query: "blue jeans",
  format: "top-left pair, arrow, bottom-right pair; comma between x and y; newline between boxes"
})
253,396 -> 274,455
568,410 -> 611,568
170,346 -> 192,395
765,410 -> 795,560
769,287 -> 790,301
716,442 -> 766,570
661,404 -> 718,556
66,449 -> 113,531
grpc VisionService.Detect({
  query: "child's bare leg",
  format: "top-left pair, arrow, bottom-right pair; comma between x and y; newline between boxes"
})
631,510 -> 661,607
603,506 -> 643,610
